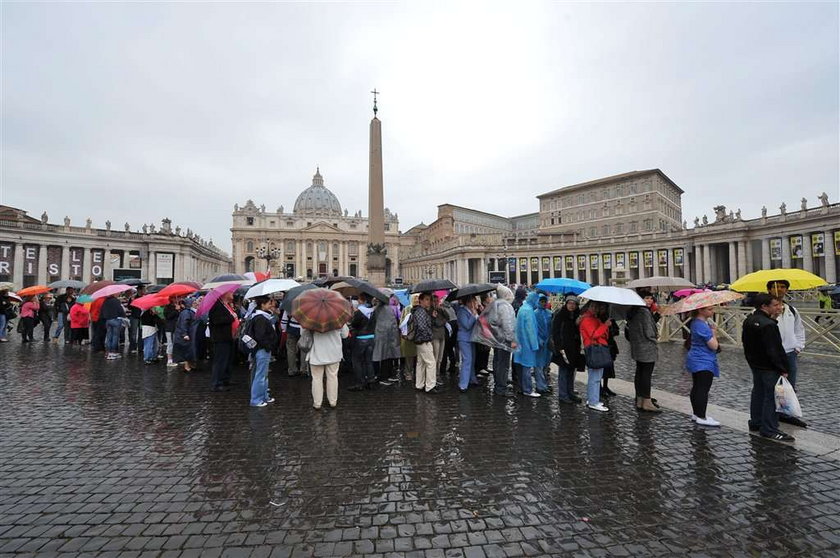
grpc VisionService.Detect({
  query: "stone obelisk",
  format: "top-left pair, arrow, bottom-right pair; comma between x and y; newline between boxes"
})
366,89 -> 387,286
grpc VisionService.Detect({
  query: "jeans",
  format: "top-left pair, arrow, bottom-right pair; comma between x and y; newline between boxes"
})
634,361 -> 655,398
785,351 -> 798,389
458,340 -> 476,390
53,312 -> 65,339
587,367 -> 604,405
143,335 -> 158,361
0,313 -> 6,340
250,349 -> 272,406
129,317 -> 141,352
557,360 -> 576,401
352,338 -> 375,386
690,371 -> 714,419
211,341 -> 234,388
492,348 -> 511,394
105,318 -> 123,353
520,363 -> 548,394
749,368 -> 781,436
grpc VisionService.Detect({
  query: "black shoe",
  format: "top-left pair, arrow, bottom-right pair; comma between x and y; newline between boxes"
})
347,385 -> 365,392
779,415 -> 808,428
570,395 -> 583,404
426,386 -> 444,394
602,387 -> 617,397
558,397 -> 574,404
459,388 -> 468,393
211,385 -> 230,392
748,423 -> 760,432
494,391 -> 514,398
761,431 -> 795,442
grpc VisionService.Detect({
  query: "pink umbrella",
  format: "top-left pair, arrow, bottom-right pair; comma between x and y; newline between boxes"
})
90,284 -> 135,300
673,288 -> 709,298
196,283 -> 239,317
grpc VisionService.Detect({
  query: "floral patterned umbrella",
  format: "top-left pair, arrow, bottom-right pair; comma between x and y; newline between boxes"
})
292,288 -> 353,333
661,290 -> 744,315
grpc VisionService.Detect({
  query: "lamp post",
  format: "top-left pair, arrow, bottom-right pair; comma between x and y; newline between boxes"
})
256,241 -> 281,274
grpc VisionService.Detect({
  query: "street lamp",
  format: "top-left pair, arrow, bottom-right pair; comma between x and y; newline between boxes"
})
256,241 -> 282,274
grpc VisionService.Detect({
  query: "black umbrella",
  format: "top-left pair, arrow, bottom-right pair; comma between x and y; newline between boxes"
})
339,278 -> 389,304
445,283 -> 497,302
145,284 -> 169,294
410,278 -> 458,294
312,275 -> 355,287
280,283 -> 318,312
118,279 -> 151,287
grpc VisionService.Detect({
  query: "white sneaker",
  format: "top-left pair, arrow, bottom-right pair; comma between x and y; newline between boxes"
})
695,416 -> 721,427
252,401 -> 268,408
691,415 -> 698,422
166,361 -> 178,368
265,397 -> 275,404
587,402 -> 609,412
525,391 -> 541,398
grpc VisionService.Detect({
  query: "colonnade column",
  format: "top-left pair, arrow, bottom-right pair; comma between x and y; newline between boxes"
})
666,250 -> 675,278
781,236 -> 791,268
735,241 -> 746,280
60,246 -> 70,280
761,239 -> 771,269
825,229 -> 837,283
745,240 -> 754,274
727,242 -> 737,283
37,246 -> 48,282
12,244 -> 24,286
802,240 -> 814,275
702,244 -> 712,285
82,248 -> 92,282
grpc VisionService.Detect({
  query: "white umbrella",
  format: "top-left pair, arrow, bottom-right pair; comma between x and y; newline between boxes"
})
626,276 -> 695,290
244,278 -> 300,299
579,286 -> 646,306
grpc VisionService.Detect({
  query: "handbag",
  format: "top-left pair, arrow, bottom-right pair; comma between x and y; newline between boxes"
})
584,344 -> 612,369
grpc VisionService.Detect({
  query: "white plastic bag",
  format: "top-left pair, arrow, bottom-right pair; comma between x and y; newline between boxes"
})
774,376 -> 802,418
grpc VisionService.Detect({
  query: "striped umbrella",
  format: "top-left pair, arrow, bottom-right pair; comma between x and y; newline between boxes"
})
292,288 -> 352,333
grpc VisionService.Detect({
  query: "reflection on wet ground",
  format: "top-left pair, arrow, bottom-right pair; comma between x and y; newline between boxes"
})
1,342 -> 839,556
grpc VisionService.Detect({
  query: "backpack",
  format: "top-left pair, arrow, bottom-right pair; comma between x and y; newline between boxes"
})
238,316 -> 258,355
404,311 -> 417,342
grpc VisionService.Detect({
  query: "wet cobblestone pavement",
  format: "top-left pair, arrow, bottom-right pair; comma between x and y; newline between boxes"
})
2,342 -> 840,557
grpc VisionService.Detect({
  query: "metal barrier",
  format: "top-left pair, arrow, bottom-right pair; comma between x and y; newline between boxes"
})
658,306 -> 840,356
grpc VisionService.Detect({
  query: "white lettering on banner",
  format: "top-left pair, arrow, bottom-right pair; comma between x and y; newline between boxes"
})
71,264 -> 81,275
48,263 -> 59,275
71,251 -> 81,262
0,262 -> 8,274
25,247 -> 35,259
23,246 -> 37,276
92,251 -> 102,263
91,265 -> 102,276
0,245 -> 9,258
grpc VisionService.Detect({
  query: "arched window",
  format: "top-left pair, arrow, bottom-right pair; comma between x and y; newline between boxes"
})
244,256 -> 255,272
246,241 -> 254,253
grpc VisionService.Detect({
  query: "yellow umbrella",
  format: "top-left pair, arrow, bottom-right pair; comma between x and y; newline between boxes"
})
730,268 -> 827,293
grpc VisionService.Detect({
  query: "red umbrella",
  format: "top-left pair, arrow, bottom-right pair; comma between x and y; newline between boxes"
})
80,280 -> 116,295
130,293 -> 171,311
292,288 -> 352,333
159,282 -> 199,297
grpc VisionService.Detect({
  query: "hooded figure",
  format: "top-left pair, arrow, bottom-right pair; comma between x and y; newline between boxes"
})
513,291 -> 548,396
534,294 -> 552,371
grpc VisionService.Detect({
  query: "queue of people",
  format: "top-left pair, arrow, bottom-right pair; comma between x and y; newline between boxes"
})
0,277 -> 814,443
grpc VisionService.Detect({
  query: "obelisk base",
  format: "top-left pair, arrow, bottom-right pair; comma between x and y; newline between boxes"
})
366,253 -> 387,287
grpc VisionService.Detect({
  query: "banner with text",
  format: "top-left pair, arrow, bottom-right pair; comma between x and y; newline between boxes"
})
68,247 -> 84,280
0,242 -> 14,280
47,246 -> 61,280
90,249 -> 105,280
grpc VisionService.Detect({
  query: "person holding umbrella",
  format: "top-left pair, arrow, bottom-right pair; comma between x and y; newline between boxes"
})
514,291 -> 544,398
625,291 -> 662,413
766,280 -> 808,429
0,287 -> 13,342
579,301 -> 612,412
248,296 -> 279,407
38,293 -> 55,341
552,295 -> 584,404
53,287 -> 76,344
207,287 -> 240,391
455,295 -> 478,392
19,295 -> 39,343
101,292 -> 129,359
685,303 -> 721,426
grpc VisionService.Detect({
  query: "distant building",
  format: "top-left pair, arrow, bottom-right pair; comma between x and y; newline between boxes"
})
230,169 -> 403,280
0,206 -> 231,287
399,169 -> 839,287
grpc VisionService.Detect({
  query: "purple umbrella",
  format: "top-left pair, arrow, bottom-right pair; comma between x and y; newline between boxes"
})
196,283 -> 239,317
90,284 -> 135,300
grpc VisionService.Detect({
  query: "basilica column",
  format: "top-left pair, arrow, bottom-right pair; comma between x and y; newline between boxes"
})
825,229 -> 837,283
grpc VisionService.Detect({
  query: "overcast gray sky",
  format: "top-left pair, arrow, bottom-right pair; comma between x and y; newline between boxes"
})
2,1 -> 838,253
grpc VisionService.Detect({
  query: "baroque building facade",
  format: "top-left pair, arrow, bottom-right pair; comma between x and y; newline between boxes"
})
399,169 -> 839,287
0,205 -> 231,288
230,169 -> 403,280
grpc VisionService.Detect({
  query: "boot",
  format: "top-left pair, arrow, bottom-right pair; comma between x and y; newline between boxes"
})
640,398 -> 662,413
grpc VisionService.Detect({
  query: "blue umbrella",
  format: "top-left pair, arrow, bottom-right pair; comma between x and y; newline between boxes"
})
393,288 -> 410,307
534,278 -> 592,295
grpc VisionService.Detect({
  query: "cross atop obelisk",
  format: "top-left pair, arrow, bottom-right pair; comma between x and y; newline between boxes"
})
366,88 -> 386,286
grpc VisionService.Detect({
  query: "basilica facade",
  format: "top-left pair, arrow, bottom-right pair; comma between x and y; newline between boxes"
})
230,169 -> 403,280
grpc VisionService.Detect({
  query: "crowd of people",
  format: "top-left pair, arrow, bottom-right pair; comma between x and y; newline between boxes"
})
0,277 -> 811,442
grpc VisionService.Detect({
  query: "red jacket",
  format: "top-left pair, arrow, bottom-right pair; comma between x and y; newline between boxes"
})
579,312 -> 609,347
69,304 -> 90,329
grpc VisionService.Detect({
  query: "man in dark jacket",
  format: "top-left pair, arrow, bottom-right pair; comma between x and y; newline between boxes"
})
209,291 -> 237,392
53,288 -> 76,343
100,295 -> 127,360
348,293 -> 376,390
127,285 -> 145,354
743,293 -> 793,441
163,299 -> 181,367
551,295 -> 583,404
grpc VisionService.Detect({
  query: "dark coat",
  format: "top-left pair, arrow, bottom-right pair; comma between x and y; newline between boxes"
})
551,305 -> 585,370
742,309 -> 789,375
164,303 -> 180,332
208,300 -> 235,343
251,312 -> 279,351
373,304 -> 401,361
100,297 -> 126,321
626,306 -> 658,363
